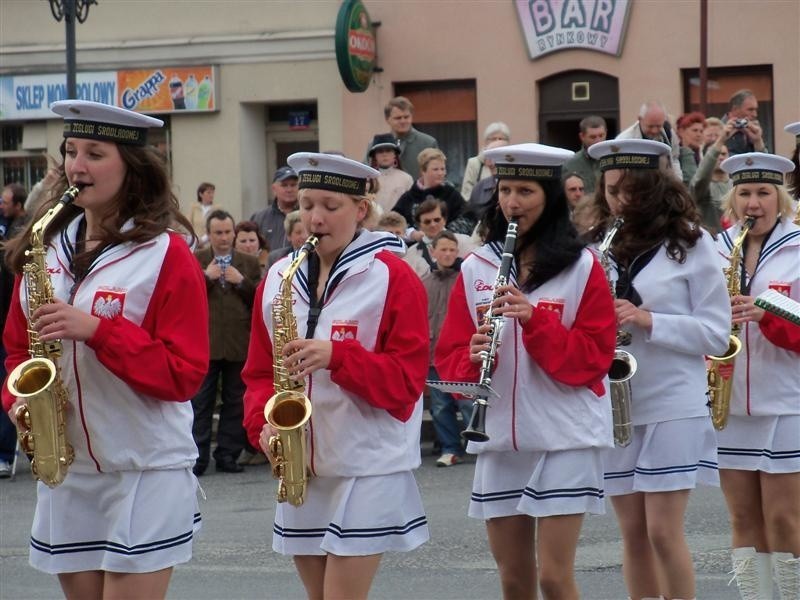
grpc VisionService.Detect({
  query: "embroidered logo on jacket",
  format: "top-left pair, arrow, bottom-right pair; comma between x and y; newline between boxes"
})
537,298 -> 566,319
330,320 -> 358,341
474,279 -> 493,292
768,281 -> 792,296
91,288 -> 126,319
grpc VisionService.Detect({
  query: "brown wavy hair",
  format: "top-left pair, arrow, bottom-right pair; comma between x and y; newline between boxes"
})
591,168 -> 701,265
5,140 -> 195,274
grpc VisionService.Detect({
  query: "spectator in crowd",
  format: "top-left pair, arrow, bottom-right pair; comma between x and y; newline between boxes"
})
250,166 -> 299,251
563,172 -> 586,213
617,101 -> 683,178
564,115 -> 608,194
234,220 -> 270,278
461,122 -> 511,200
0,184 -> 27,477
468,138 -> 507,224
267,210 -> 309,268
375,96 -> 438,181
1,183 -> 30,239
191,210 -> 262,476
188,182 -> 219,248
690,120 -> 736,235
786,121 -> 800,201
676,112 -> 706,185
25,160 -> 61,217
421,230 -> 472,467
404,198 -> 476,278
392,148 -> 473,238
376,210 -> 408,239
724,89 -> 767,156
703,116 -> 725,147
367,133 -> 413,213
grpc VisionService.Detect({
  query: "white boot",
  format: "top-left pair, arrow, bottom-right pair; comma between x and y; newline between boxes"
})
730,547 -> 762,600
755,552 -> 774,599
773,552 -> 799,600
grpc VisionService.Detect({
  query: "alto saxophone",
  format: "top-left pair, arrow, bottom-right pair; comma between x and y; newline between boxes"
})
706,216 -> 754,430
6,185 -> 81,488
598,218 -> 636,447
264,235 -> 319,507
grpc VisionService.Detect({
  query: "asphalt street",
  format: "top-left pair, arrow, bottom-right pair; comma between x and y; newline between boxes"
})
1,445 -> 738,600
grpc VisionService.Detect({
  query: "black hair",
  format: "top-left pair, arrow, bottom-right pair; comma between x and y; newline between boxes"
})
480,178 -> 584,292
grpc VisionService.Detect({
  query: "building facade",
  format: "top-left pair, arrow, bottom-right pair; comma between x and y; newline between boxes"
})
1,0 -> 797,220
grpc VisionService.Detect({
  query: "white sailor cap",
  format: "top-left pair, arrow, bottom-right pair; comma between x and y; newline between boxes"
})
784,122 -> 800,146
588,139 -> 671,171
721,152 -> 795,186
51,100 -> 163,146
288,152 -> 379,196
483,143 -> 573,181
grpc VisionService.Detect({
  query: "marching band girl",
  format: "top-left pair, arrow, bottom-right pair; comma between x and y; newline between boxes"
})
715,153 -> 800,600
587,139 -> 731,600
242,153 -> 429,599
2,100 -> 208,599
436,143 -> 616,599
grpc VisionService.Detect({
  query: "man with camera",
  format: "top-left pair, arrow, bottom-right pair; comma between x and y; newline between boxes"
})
724,89 -> 767,156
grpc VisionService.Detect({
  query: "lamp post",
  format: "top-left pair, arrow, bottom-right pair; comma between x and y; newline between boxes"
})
48,0 -> 97,99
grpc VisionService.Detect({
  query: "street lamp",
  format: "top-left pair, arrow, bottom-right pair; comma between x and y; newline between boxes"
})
48,0 -> 98,99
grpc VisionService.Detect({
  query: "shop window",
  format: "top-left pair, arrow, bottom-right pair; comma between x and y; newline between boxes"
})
0,124 -> 47,189
394,80 -> 477,190
682,65 -> 773,151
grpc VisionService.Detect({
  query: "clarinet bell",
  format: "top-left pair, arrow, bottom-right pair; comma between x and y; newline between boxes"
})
461,400 -> 489,442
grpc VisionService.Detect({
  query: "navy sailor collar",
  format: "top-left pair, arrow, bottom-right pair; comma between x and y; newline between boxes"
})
288,229 -> 405,304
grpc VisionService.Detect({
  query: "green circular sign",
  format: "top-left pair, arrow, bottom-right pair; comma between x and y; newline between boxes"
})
335,0 -> 377,93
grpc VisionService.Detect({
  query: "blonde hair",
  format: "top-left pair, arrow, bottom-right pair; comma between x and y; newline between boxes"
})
721,183 -> 796,221
417,148 -> 446,173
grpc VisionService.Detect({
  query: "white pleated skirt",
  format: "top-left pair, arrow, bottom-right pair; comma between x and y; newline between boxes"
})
468,447 -> 606,520
272,471 -> 429,556
30,468 -> 201,574
603,416 -> 719,496
717,414 -> 800,473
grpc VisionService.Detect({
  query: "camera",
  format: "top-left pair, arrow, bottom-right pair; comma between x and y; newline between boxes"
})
734,118 -> 749,129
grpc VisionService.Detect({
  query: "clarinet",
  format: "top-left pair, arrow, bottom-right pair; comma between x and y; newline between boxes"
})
461,219 -> 519,442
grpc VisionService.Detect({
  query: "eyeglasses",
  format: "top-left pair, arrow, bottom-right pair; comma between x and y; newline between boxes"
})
421,217 -> 443,225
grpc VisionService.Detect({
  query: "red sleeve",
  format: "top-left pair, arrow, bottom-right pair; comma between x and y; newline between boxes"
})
521,258 -> 615,392
434,272 -> 481,383
242,280 -> 273,449
85,234 -> 209,401
759,311 -> 800,353
3,276 -> 33,412
327,253 -> 429,422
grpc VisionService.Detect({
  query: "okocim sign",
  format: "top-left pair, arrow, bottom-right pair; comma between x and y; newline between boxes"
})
515,0 -> 632,60
335,0 -> 377,93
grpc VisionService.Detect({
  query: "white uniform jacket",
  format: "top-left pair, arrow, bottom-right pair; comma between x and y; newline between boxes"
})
605,229 -> 731,425
435,244 -> 617,453
717,219 -> 800,416
242,230 -> 429,478
2,216 -> 209,473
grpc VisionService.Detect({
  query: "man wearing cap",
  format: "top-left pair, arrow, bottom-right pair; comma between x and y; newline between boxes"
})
250,166 -> 299,252
367,97 -> 438,181
616,101 -> 683,179
367,133 -> 413,212
563,115 -> 607,194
